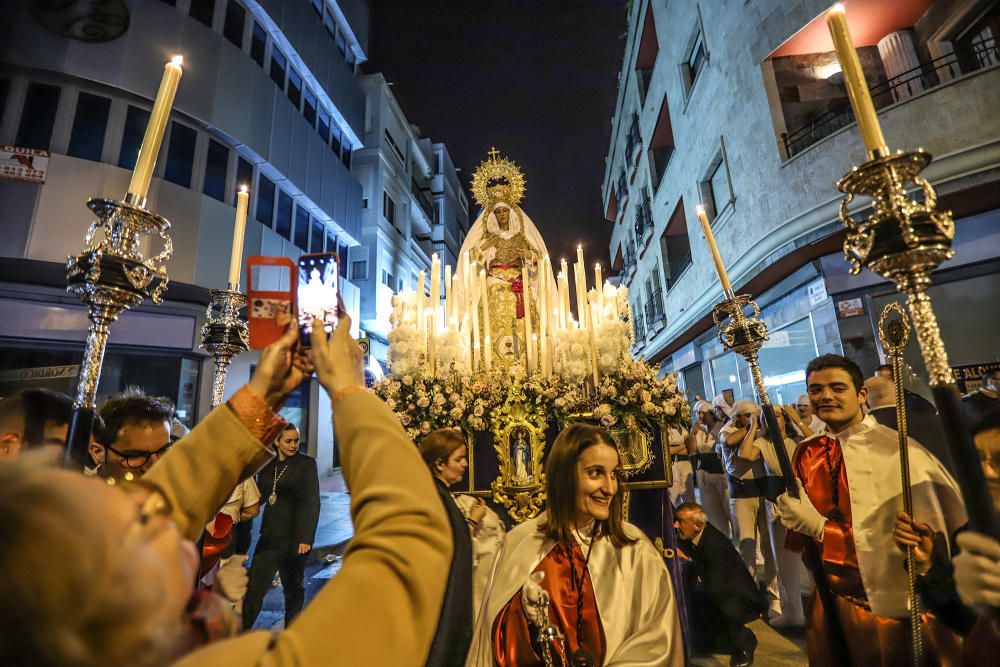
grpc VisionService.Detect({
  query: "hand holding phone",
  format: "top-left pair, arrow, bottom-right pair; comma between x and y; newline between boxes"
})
297,252 -> 340,346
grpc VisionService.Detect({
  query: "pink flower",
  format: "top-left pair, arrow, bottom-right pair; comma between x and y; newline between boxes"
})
600,413 -> 616,427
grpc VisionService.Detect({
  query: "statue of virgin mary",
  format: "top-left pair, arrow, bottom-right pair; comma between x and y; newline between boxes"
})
456,149 -> 555,373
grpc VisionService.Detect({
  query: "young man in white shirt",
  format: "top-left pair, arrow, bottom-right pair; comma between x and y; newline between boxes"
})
689,400 -> 733,538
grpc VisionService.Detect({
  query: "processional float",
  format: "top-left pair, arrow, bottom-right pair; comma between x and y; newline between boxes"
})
63,56 -> 252,467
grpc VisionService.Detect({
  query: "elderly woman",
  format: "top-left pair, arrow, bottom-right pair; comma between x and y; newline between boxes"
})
467,423 -> 683,666
418,428 -> 504,666
0,315 -> 452,667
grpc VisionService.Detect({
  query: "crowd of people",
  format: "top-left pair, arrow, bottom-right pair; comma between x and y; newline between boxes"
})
0,306 -> 998,666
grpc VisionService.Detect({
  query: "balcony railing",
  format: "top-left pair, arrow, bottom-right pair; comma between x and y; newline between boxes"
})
632,311 -> 646,343
616,172 -> 628,207
781,37 -> 998,159
634,201 -> 653,243
625,116 -> 642,163
411,178 -> 434,221
645,290 -> 665,328
624,241 -> 637,276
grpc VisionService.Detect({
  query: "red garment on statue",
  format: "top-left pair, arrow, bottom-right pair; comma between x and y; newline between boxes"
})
492,542 -> 606,666
791,436 -> 963,666
491,264 -> 525,318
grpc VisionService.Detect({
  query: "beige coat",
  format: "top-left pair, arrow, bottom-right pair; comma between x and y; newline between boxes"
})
144,391 -> 452,666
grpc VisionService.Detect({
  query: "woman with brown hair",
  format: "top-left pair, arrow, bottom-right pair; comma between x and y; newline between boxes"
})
466,423 -> 683,666
418,428 -> 504,666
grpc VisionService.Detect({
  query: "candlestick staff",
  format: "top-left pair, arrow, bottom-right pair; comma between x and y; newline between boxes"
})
826,6 -> 1000,544
201,289 -> 249,408
877,303 -> 922,665
696,204 -> 849,661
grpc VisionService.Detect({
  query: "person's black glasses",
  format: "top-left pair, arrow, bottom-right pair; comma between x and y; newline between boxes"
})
105,442 -> 172,469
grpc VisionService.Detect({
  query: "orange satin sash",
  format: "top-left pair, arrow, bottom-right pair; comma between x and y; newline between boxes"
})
492,542 -> 606,666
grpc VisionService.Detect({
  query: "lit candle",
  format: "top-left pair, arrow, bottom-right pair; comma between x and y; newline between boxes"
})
588,302 -> 600,386
479,269 -> 492,370
559,270 -> 571,329
539,257 -> 550,377
521,263 -> 534,373
227,185 -> 249,289
826,4 -> 888,156
444,263 -> 452,322
430,256 -> 441,329
594,263 -> 604,319
470,277 -> 480,372
128,56 -> 184,203
696,204 -> 734,297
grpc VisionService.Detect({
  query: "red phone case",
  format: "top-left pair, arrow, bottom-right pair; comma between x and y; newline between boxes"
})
246,256 -> 297,350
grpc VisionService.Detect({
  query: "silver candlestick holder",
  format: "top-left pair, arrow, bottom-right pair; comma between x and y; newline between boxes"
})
200,287 -> 249,408
63,195 -> 172,469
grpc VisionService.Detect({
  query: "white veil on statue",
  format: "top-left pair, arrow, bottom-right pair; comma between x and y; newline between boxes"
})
455,201 -> 553,290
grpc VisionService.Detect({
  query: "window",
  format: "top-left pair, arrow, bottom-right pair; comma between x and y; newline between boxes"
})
382,191 -> 396,225
683,29 -> 708,95
338,243 -> 348,277
352,260 -> 368,281
203,139 -> 229,201
223,0 -> 246,49
250,21 -> 267,67
287,68 -> 302,109
255,174 -> 275,225
270,48 -> 287,89
381,269 -> 394,289
316,107 -> 330,142
163,122 -> 197,188
330,124 -> 342,156
700,145 -> 734,221
67,92 -> 111,161
325,228 -> 336,256
303,88 -> 317,127
310,218 -> 325,252
341,144 -> 351,169
660,202 -> 692,291
362,197 -> 369,209
188,0 -> 215,28
118,105 -> 151,169
275,190 -> 293,240
16,82 -> 60,150
235,156 -> 253,196
293,206 -> 309,250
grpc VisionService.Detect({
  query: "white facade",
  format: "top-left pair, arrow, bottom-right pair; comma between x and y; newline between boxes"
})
603,0 -> 1000,403
352,73 -> 468,363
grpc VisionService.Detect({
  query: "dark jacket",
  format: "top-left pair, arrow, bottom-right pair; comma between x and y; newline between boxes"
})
962,389 -> 999,430
870,405 -> 955,477
257,452 -> 320,546
425,478 -> 474,667
683,522 -> 763,625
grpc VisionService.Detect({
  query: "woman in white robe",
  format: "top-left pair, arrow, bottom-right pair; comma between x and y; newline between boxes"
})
466,423 -> 683,666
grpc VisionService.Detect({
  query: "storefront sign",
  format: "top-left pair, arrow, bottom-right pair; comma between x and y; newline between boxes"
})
807,279 -> 828,308
762,330 -> 790,348
836,298 -> 864,318
951,361 -> 1000,394
0,146 -> 49,184
0,365 -> 79,382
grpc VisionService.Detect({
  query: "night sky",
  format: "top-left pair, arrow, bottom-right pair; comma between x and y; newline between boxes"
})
364,0 -> 626,274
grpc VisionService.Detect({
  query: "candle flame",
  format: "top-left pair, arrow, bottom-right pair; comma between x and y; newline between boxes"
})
577,244 -> 583,250
695,204 -> 706,215
170,55 -> 184,67
829,3 -> 845,14
239,184 -> 248,193
595,263 -> 601,269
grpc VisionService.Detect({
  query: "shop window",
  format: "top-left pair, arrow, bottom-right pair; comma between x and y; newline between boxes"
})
203,139 -> 229,201
293,206 -> 309,250
317,107 -> 331,143
383,191 -> 396,225
310,218 -> 325,253
352,260 -> 368,281
270,48 -> 287,90
303,88 -> 317,127
223,0 -> 246,49
188,0 -> 215,28
163,122 -> 197,188
16,82 -> 60,151
235,156 -> 253,197
287,68 -> 302,109
255,174 -> 275,225
250,21 -> 267,68
67,92 -> 111,161
757,317 -> 817,405
275,190 -> 293,240
118,105 -> 150,170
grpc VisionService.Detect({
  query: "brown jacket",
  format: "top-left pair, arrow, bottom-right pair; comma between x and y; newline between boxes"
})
147,391 -> 452,666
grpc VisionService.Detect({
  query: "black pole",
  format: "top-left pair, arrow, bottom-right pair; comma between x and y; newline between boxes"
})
63,406 -> 96,470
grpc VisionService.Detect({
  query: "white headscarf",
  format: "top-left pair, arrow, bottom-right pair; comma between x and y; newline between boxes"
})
711,394 -> 733,418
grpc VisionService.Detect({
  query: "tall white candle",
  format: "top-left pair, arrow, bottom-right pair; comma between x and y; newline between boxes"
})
444,263 -> 452,323
479,269 -> 492,371
227,186 -> 249,288
128,56 -> 184,202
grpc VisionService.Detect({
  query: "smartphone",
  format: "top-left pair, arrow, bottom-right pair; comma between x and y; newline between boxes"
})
297,252 -> 340,346
247,256 -> 296,350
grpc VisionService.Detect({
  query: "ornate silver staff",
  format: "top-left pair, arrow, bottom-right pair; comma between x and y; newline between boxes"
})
826,6 -> 999,541
878,304 -> 922,664
63,56 -> 183,469
696,206 -> 849,663
200,288 -> 249,407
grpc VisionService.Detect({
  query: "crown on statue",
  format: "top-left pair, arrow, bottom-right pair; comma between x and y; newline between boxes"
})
471,147 -> 526,210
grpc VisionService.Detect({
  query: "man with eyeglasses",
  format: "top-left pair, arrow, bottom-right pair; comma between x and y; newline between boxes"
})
87,389 -> 175,479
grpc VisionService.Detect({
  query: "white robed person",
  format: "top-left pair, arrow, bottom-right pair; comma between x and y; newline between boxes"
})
466,423 -> 683,666
455,148 -> 555,373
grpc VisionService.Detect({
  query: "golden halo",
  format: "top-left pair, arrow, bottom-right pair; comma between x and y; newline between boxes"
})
471,147 -> 526,210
